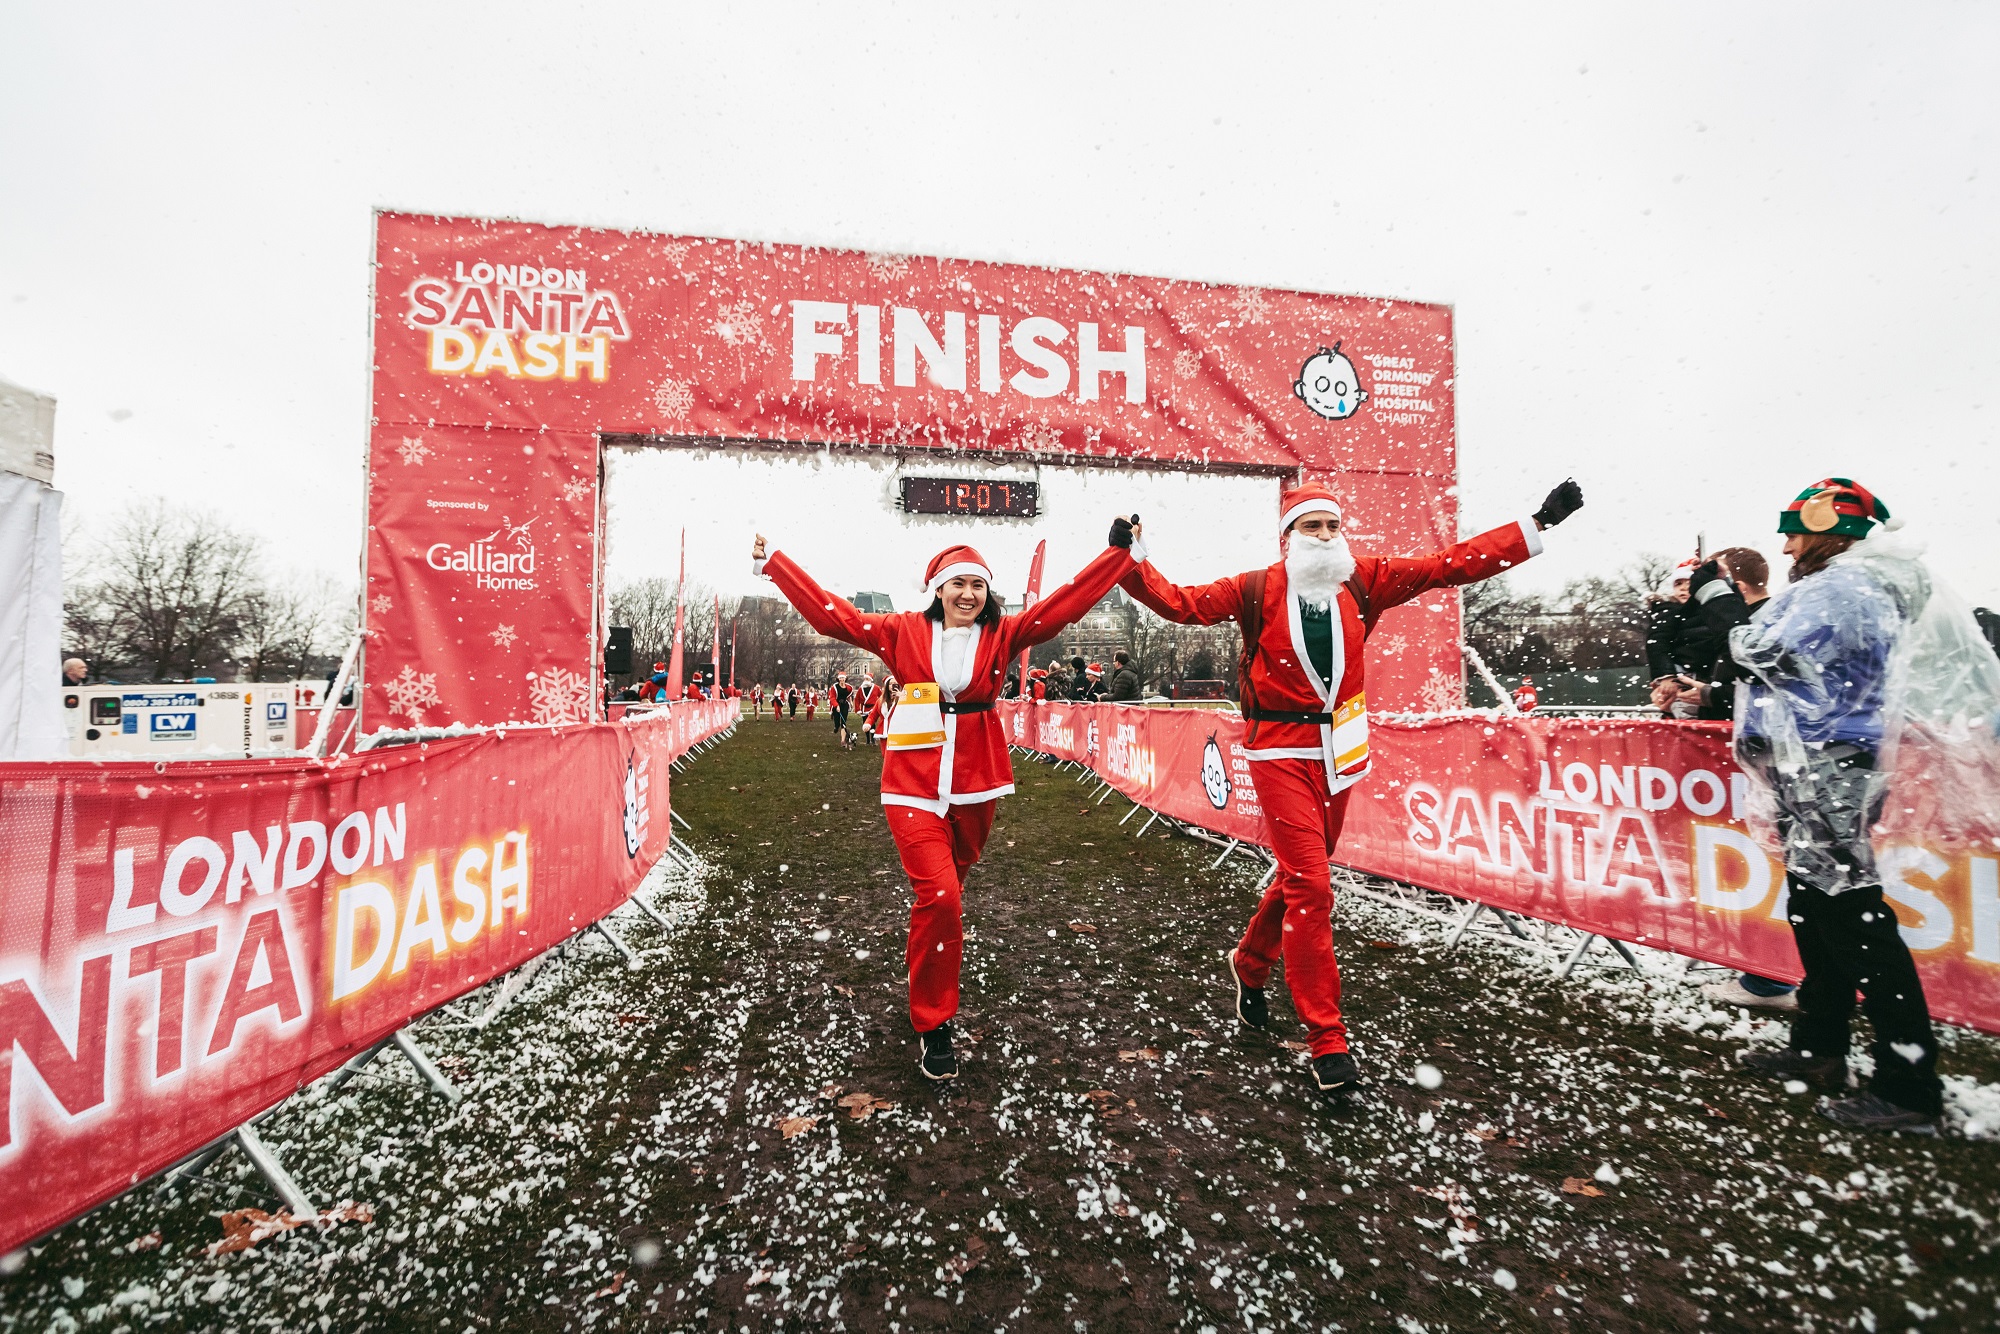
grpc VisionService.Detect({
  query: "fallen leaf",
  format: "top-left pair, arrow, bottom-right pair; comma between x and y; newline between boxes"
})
125,1231 -> 163,1253
746,1269 -> 775,1288
1704,1104 -> 1730,1120
842,1240 -> 869,1257
207,1200 -> 373,1256
592,1270 -> 626,1298
1468,1127 -> 1499,1141
946,1234 -> 988,1277
832,985 -> 854,998
1279,1040 -> 1310,1053
1370,940 -> 1400,949
1117,1048 -> 1160,1062
1561,1178 -> 1605,1197
1181,1027 -> 1207,1038
1068,921 -> 1098,934
836,1091 -> 896,1120
1049,860 -> 1065,866
777,1115 -> 818,1139
616,1013 -> 650,1024
819,1082 -> 844,1099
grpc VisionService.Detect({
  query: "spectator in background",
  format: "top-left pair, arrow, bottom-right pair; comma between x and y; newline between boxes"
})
1646,558 -> 1725,716
61,657 -> 89,686
1068,655 -> 1093,700
1029,667 -> 1049,702
1108,651 -> 1142,701
1511,675 -> 1539,712
1042,660 -> 1070,701
1976,606 -> 2000,659
1002,666 -> 1021,699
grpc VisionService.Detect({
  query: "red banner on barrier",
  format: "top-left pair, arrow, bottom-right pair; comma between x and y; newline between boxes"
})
0,701 -> 736,1255
1001,702 -> 2000,1034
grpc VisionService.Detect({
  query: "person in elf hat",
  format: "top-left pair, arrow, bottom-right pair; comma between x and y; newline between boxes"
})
1120,479 -> 1584,1094
1511,675 -> 1539,712
1726,477 -> 1947,1132
753,517 -> 1146,1080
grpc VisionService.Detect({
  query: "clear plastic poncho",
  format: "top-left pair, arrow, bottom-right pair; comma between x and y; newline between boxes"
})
1730,525 -> 2000,892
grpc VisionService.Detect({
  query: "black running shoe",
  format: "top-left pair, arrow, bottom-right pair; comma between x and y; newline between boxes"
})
918,1023 -> 958,1082
1230,952 -> 1268,1030
1816,1091 -> 1939,1135
1311,1051 -> 1360,1092
1740,1046 -> 1847,1091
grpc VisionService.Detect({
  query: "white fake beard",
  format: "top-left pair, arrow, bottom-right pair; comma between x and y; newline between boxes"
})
1285,533 -> 1357,608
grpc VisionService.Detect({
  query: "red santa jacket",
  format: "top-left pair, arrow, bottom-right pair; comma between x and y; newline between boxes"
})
761,545 -> 1138,813
1120,519 -> 1541,794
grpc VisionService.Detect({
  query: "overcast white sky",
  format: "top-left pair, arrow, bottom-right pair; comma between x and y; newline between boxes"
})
3,4 -> 1996,604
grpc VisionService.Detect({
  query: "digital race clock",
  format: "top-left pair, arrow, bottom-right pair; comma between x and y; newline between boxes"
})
899,476 -> 1039,518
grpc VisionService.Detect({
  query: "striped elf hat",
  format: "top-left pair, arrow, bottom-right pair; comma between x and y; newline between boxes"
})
1778,477 -> 1890,539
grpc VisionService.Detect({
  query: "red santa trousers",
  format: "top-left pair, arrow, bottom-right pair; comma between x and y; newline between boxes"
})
887,799 -> 998,1032
1232,757 -> 1354,1056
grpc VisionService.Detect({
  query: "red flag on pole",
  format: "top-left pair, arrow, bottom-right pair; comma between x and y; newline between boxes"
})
665,529 -> 686,699
728,611 -> 737,690
711,595 -> 721,697
1016,539 -> 1047,688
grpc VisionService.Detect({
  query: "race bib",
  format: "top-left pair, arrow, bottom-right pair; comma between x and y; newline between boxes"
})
885,682 -> 947,750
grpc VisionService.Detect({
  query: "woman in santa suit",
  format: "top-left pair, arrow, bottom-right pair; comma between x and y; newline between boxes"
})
805,687 -> 817,722
754,517 -> 1144,1080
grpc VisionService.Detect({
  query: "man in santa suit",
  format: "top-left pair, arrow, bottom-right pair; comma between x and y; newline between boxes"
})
1122,479 -> 1584,1093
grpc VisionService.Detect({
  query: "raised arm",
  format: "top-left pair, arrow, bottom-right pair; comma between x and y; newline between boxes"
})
1118,560 -> 1248,627
1360,481 -> 1582,615
1000,517 -> 1143,654
755,536 -> 894,657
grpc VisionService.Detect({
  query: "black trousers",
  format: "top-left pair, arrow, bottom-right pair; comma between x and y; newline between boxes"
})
1787,879 -> 1943,1116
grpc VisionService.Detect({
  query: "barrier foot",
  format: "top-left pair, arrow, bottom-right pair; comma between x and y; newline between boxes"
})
1446,902 -> 1488,949
626,891 -> 674,930
1209,838 -> 1240,870
234,1124 -> 318,1220
672,809 -> 693,831
1118,801 -> 1143,825
1557,933 -> 1640,978
1094,784 -> 1117,806
671,835 -> 700,862
596,920 -> 641,968
392,1030 -> 463,1104
472,953 -> 551,1029
1249,858 -> 1278,896
1445,902 -> 1533,950
1136,811 -> 1161,837
325,1039 -> 391,1093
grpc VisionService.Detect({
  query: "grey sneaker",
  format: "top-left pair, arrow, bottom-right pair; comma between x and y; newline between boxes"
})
1816,1092 -> 1939,1135
1703,978 -> 1798,1013
1230,951 -> 1268,1030
1741,1046 -> 1847,1091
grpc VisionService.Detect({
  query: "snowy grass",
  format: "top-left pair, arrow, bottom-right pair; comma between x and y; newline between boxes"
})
4,717 -> 1997,1331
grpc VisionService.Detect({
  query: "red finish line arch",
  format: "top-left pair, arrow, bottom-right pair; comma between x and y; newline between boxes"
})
364,212 -> 1462,730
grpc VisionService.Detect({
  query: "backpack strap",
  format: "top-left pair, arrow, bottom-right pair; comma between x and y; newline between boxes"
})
1344,573 -> 1374,632
1237,568 -> 1267,716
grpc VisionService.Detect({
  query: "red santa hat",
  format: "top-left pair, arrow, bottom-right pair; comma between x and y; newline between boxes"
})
923,544 -> 994,595
1278,485 -> 1344,534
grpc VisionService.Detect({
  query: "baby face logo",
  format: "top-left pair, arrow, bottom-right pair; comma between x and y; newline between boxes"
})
1294,343 -> 1368,420
1202,735 -> 1231,809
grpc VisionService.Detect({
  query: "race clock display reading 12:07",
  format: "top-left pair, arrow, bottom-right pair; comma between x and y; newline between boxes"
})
899,477 -> 1039,518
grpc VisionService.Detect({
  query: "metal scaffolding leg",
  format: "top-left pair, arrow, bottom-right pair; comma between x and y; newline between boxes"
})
234,1124 -> 317,1219
624,891 -> 674,929
1135,811 -> 1161,837
1445,902 -> 1532,950
672,808 -> 693,830
1209,838 -> 1240,869
472,953 -> 551,1029
1118,801 -> 1142,825
596,919 -> 640,967
391,1030 -> 463,1104
1248,858 -> 1278,896
1094,783 -> 1117,805
1557,932 -> 1642,978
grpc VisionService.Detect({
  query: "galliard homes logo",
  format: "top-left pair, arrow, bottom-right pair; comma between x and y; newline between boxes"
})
426,515 -> 540,593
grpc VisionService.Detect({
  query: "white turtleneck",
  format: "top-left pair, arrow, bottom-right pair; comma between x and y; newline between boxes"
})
937,625 -> 977,695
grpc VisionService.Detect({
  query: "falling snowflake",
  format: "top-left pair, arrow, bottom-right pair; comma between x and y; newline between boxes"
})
1229,287 -> 1270,326
489,624 -> 519,651
864,252 -> 912,279
652,377 -> 694,421
1172,348 -> 1203,380
397,436 -> 430,466
369,593 -> 392,615
526,666 -> 593,726
562,477 -> 591,505
1374,632 -> 1409,657
1417,667 -> 1464,715
712,299 -> 768,350
383,664 -> 442,724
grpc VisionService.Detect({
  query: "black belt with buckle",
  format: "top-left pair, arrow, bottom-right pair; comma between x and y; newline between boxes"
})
1243,707 -> 1333,725
939,700 -> 993,715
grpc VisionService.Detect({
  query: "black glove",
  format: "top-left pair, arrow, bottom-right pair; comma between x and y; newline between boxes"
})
1533,479 -> 1584,529
1687,558 -> 1729,600
1109,514 -> 1139,549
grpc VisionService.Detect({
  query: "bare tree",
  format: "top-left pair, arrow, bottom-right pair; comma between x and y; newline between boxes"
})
67,504 -> 262,679
238,573 -> 353,682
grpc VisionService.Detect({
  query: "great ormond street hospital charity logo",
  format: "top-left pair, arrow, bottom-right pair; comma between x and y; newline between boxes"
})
1294,343 -> 1368,420
1202,735 -> 1231,810
621,751 -> 647,858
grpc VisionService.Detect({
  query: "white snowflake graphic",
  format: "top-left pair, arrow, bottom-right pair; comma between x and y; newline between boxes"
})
1417,667 -> 1464,715
562,477 -> 591,505
525,666 -> 593,726
383,664 -> 442,724
864,252 -> 912,279
1019,421 -> 1064,454
652,377 -> 694,421
1229,287 -> 1270,326
658,241 -> 690,266
397,436 -> 430,466
1232,415 -> 1269,450
1374,632 -> 1409,657
369,593 -> 392,615
712,299 -> 769,351
1172,348 -> 1203,380
489,624 -> 519,651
